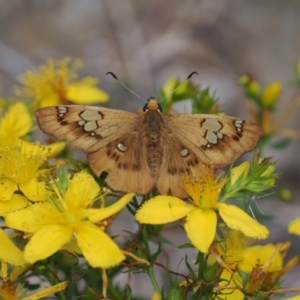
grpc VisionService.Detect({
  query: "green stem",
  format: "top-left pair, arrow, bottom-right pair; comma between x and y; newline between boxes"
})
142,226 -> 150,255
142,226 -> 161,298
147,265 -> 162,298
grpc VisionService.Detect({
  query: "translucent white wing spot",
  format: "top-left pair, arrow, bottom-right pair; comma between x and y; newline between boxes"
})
180,148 -> 189,157
58,106 -> 67,117
201,119 -> 223,145
202,119 -> 222,131
216,132 -> 223,139
84,121 -> 97,131
234,120 -> 244,132
205,131 -> 218,144
76,109 -> 104,132
117,143 -> 127,152
80,110 -> 103,121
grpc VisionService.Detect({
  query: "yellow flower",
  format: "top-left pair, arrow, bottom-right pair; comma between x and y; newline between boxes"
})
15,57 -> 109,110
5,171 -> 134,268
217,231 -> 282,273
136,166 -> 269,253
0,101 -> 66,157
213,231 -> 297,300
0,144 -> 49,202
0,258 -> 66,300
0,102 -> 32,148
288,218 -> 300,235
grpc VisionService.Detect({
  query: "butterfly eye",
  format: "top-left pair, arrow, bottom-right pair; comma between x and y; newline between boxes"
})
158,103 -> 162,113
142,103 -> 148,112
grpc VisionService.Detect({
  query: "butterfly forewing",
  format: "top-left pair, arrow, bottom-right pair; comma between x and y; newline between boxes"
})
165,114 -> 263,167
35,105 -> 138,152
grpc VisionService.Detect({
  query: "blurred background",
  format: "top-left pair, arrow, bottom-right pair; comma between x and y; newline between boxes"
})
1,0 -> 300,298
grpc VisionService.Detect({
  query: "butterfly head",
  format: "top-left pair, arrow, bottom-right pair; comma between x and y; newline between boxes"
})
143,97 -> 162,113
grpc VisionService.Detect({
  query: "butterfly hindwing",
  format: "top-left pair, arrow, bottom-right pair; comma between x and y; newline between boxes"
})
156,133 -> 203,198
88,132 -> 156,195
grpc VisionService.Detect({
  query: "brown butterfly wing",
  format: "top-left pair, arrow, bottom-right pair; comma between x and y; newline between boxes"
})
88,132 -> 155,195
35,105 -> 156,194
155,114 -> 263,198
164,114 -> 263,167
35,105 -> 139,152
155,132 -> 203,198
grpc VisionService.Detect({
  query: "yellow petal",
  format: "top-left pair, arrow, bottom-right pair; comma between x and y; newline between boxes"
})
0,178 -> 17,201
184,209 -> 217,253
66,79 -> 109,104
62,239 -> 82,254
217,203 -> 269,239
65,172 -> 100,208
240,244 -> 283,272
135,196 -> 195,224
218,270 -> 244,300
0,102 -> 32,139
76,222 -> 125,268
10,265 -> 30,282
20,178 -> 47,202
5,203 -> 61,233
288,218 -> 300,236
18,140 -> 66,159
88,193 -> 135,222
0,229 -> 26,265
23,281 -> 68,300
46,141 -> 67,158
284,295 -> 300,300
24,225 -> 73,263
0,194 -> 29,216
40,95 -> 60,108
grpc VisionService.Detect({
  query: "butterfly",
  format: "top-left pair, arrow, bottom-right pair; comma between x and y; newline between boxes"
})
35,97 -> 263,198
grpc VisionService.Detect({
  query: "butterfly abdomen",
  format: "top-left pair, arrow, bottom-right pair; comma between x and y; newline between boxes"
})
142,109 -> 165,177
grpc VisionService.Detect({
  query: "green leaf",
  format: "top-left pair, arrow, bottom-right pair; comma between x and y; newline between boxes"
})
185,254 -> 197,280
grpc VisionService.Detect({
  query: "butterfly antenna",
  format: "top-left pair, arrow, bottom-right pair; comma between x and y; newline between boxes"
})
158,71 -> 198,103
106,72 -> 147,103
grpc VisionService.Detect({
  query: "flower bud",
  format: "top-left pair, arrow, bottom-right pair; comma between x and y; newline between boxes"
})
261,82 -> 282,108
